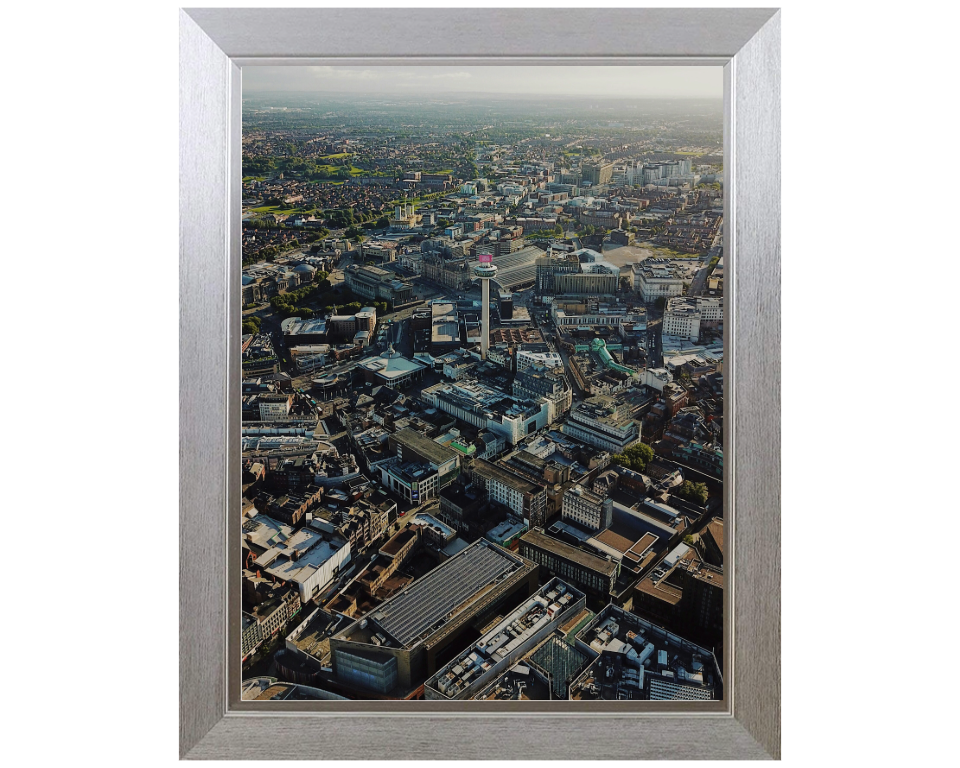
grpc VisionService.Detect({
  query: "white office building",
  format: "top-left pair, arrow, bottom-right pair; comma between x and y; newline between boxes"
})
516,349 -> 563,371
252,525 -> 351,603
631,260 -> 685,302
662,296 -> 724,342
562,484 -> 614,532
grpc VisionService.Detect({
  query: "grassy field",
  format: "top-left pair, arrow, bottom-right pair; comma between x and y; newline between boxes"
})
246,204 -> 305,216
602,241 -> 704,266
308,163 -> 366,177
650,246 -> 701,259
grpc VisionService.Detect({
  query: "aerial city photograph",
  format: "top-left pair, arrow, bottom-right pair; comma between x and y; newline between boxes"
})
239,66 -> 726,703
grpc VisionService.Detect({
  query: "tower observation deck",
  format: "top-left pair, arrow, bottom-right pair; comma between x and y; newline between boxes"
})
474,260 -> 498,360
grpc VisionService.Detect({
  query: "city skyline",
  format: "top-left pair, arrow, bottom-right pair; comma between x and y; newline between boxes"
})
239,77 -> 725,703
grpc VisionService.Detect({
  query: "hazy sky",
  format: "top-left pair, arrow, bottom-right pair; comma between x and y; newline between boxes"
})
243,66 -> 722,99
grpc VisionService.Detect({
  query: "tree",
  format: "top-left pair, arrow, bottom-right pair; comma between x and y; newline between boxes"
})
619,277 -> 631,292
676,481 -> 709,506
611,442 -> 654,472
242,320 -> 259,336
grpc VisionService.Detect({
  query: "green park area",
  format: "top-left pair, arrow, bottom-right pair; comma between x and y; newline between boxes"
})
246,204 -> 305,216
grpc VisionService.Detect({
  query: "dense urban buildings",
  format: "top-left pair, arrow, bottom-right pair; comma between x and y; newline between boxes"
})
239,77 -> 725,703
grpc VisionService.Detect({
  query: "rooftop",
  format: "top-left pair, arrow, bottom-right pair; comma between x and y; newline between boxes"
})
486,517 -> 528,543
392,427 -> 458,467
637,540 -> 725,603
287,607 -> 346,664
379,525 -> 419,558
407,512 -> 455,541
528,634 -> 592,699
254,526 -> 348,584
281,316 -> 329,336
472,458 -> 543,496
473,664 -> 552,701
359,352 -> 426,380
570,604 -> 721,701
341,540 -> 530,650
427,579 -> 584,698
704,518 -> 724,555
431,302 -> 459,344
520,529 -> 618,577
242,513 -> 293,551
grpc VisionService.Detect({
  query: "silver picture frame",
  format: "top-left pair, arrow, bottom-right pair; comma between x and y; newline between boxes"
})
180,7 -> 780,760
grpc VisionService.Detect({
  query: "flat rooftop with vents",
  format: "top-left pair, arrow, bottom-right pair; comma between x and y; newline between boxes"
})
473,663 -> 552,701
569,604 -> 722,701
425,578 -> 585,700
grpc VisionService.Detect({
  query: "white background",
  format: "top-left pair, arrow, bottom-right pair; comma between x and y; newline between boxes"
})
2,0 -> 953,765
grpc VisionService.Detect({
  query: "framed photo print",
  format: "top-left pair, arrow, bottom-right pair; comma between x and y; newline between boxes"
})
180,7 -> 780,760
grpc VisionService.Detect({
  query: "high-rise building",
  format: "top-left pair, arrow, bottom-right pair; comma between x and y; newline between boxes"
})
582,161 -> 614,186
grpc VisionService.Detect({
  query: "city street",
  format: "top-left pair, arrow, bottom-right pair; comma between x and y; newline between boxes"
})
687,260 -> 712,296
645,309 -> 664,367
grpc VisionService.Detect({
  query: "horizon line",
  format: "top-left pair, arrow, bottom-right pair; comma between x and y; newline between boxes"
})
242,90 -> 723,100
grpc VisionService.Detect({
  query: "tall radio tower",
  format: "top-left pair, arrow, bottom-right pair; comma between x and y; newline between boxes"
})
474,254 -> 498,360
